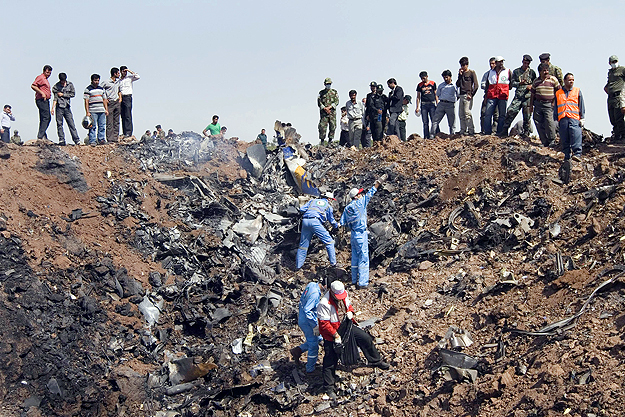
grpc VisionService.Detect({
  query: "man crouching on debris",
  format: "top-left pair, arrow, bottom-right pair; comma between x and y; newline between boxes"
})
339,173 -> 387,288
296,192 -> 339,270
291,280 -> 325,372
318,281 -> 389,399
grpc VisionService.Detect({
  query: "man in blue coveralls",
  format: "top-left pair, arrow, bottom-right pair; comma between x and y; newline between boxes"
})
296,192 -> 339,269
340,174 -> 387,288
290,280 -> 325,372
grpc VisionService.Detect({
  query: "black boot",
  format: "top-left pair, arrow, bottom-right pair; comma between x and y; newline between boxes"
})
290,346 -> 303,362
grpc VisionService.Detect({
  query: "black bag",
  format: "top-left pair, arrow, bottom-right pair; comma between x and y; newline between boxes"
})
336,317 -> 360,365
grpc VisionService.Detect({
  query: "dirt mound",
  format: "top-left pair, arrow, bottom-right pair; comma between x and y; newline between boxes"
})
0,133 -> 624,416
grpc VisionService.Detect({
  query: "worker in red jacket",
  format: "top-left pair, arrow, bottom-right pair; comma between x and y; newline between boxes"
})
317,281 -> 389,399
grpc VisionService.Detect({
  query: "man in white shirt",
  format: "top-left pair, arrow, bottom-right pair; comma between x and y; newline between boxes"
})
1,105 -> 16,143
346,90 -> 364,147
119,66 -> 140,138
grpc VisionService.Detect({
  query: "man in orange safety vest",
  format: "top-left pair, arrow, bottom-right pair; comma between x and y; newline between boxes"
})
555,73 -> 585,161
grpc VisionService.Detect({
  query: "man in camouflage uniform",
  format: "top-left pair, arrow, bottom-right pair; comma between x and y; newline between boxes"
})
605,55 -> 625,142
502,54 -> 537,136
538,53 -> 564,86
318,78 -> 339,144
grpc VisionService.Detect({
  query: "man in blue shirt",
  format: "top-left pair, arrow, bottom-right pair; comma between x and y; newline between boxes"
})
296,192 -> 339,269
340,174 -> 387,288
291,281 -> 325,372
430,70 -> 457,136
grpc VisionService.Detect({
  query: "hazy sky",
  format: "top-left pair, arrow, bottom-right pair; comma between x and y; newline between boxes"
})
1,0 -> 621,144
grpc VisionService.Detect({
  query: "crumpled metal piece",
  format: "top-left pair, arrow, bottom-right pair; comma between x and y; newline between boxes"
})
438,325 -> 473,349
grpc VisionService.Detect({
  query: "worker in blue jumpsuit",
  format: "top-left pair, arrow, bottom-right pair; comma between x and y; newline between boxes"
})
290,281 -> 324,372
296,193 -> 339,269
339,174 -> 387,288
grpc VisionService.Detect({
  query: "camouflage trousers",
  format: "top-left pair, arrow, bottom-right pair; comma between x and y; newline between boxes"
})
608,98 -> 625,140
318,111 -> 336,142
503,95 -> 532,135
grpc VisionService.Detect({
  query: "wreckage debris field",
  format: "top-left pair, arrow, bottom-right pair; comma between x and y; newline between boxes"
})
0,131 -> 624,417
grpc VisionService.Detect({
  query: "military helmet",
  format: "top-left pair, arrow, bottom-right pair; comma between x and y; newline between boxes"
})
324,77 -> 332,85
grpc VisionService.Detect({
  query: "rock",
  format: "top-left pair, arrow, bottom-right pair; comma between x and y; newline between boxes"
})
46,378 -> 62,398
418,260 -> 433,270
352,367 -> 374,376
149,271 -> 163,287
499,367 -> 515,388
111,366 -> 147,403
22,396 -> 42,409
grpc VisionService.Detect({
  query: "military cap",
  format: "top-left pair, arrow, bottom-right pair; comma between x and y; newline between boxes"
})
404,95 -> 412,104
609,55 -> 619,62
539,53 -> 550,61
522,54 -> 533,62
324,77 -> 332,84
370,81 -> 377,87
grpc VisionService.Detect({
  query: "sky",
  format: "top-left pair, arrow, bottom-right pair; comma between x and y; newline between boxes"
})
1,0 -> 622,145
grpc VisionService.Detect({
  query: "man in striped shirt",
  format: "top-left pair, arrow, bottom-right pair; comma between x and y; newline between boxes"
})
84,74 -> 109,146
530,63 -> 560,147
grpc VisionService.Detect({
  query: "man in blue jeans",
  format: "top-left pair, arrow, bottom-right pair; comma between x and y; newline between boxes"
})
484,56 -> 512,136
340,174 -> 387,288
416,71 -> 438,138
83,74 -> 108,145
291,281 -> 325,372
555,73 -> 585,161
296,192 -> 339,269
431,70 -> 457,135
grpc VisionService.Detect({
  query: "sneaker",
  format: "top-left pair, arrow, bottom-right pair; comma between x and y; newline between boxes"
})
89,142 -> 97,147
371,361 -> 390,370
58,141 -> 66,146
290,346 -> 303,362
325,388 -> 337,400
571,155 -> 582,162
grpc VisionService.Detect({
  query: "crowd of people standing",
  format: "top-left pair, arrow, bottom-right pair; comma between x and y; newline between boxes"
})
317,53 -> 625,162
1,65 -> 140,146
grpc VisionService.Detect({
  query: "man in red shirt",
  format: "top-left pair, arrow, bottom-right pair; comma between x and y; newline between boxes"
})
317,281 -> 389,398
31,65 -> 53,140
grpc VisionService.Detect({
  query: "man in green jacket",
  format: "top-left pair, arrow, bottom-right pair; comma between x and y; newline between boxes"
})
318,78 -> 339,144
605,55 -> 625,142
502,55 -> 537,136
